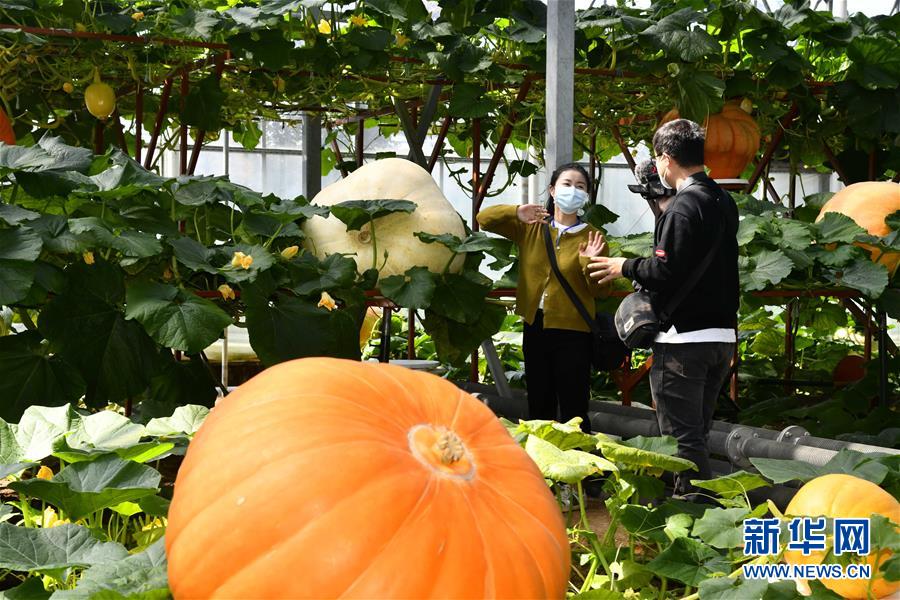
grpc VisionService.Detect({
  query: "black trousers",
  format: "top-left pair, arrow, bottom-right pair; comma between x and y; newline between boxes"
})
648,341 -> 735,496
523,310 -> 593,433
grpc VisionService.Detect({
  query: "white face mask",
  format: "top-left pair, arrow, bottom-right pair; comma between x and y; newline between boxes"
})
553,185 -> 588,215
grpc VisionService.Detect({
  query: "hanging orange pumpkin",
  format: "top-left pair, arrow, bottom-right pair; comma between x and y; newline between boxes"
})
659,99 -> 761,179
166,358 -> 570,599
784,474 -> 900,599
817,181 -> 900,275
0,108 -> 15,145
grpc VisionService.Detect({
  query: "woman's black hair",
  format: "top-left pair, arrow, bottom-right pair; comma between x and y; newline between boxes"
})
546,162 -> 592,211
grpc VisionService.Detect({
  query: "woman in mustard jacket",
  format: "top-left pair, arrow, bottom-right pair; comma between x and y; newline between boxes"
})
477,163 -> 610,432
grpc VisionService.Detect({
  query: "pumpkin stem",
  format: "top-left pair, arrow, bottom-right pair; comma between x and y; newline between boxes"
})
435,430 -> 465,465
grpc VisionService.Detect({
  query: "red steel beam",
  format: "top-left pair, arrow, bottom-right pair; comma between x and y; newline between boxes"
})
143,77 -> 173,169
427,116 -> 451,173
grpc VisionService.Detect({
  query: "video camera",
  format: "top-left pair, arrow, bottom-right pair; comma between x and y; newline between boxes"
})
627,159 -> 675,201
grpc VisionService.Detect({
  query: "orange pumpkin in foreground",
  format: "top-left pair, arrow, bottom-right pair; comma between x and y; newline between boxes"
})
817,181 -> 900,275
166,357 -> 570,599
784,474 -> 900,599
660,100 -> 761,179
0,108 -> 15,145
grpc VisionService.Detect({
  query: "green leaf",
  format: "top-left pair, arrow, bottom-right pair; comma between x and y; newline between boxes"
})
870,514 -> 900,552
620,435 -> 678,456
778,220 -> 813,251
180,74 -> 225,131
0,203 -> 39,225
0,227 -> 42,304
691,470 -> 771,499
583,204 -> 620,230
741,250 -> 794,291
9,454 -> 160,521
675,69 -> 726,123
0,577 -> 51,600
51,537 -> 169,600
808,244 -> 864,268
0,331 -> 85,422
125,281 -> 232,353
620,503 -> 702,544
379,267 -> 436,310
510,418 -> 599,451
68,217 -> 162,258
0,135 -> 93,175
597,440 -> 698,473
428,273 -> 491,323
826,260 -> 889,298
448,83 -> 495,118
816,213 -> 868,244
691,507 -> 748,549
421,303 -> 506,366
524,435 -> 616,484
144,405 -> 209,438
57,411 -> 144,454
244,290 -> 361,365
847,34 -> 900,90
329,199 -> 417,232
25,215 -> 83,254
640,9 -> 719,62
751,449 -> 889,486
0,227 -> 42,261
645,537 -> 730,586
0,523 -> 127,572
169,237 -> 219,274
698,577 -> 796,600
171,7 -> 221,39
38,262 -> 159,406
0,462 -> 37,479
0,404 -> 80,464
290,253 -> 358,297
227,29 -> 294,70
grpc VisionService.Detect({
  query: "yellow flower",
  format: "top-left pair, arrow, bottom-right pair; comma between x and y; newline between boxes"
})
349,14 -> 368,27
218,284 -> 235,301
231,251 -> 246,268
317,19 -> 332,34
132,11 -> 144,21
740,97 -> 754,113
162,267 -> 173,281
280,245 -> 299,259
43,507 -> 69,528
74,22 -> 87,32
82,251 -> 95,265
36,466 -> 53,480
395,32 -> 410,48
240,254 -> 253,269
62,81 -> 74,94
317,291 -> 336,311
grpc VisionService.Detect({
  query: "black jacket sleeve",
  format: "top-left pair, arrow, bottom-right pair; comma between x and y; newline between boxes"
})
621,211 -> 698,293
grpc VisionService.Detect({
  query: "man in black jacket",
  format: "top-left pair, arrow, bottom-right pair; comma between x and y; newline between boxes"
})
588,119 -> 739,500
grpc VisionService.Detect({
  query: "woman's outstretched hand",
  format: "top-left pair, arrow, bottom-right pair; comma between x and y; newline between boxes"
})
517,204 -> 549,224
578,231 -> 607,258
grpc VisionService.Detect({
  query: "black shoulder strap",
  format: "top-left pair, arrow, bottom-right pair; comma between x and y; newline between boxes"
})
542,224 -> 597,333
657,181 -> 728,323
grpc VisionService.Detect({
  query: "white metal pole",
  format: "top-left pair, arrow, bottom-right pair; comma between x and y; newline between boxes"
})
546,0 -> 575,171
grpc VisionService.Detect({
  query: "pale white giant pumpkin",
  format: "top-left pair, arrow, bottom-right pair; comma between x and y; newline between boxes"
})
303,158 -> 466,279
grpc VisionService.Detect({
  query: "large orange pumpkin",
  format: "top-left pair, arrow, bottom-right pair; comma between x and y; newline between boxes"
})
166,358 -> 570,599
817,181 -> 900,275
784,474 -> 900,599
660,100 -> 761,179
0,108 -> 15,145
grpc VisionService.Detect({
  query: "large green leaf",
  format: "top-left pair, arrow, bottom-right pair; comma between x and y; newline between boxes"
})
9,454 -> 161,520
597,440 -> 697,473
524,435 -> 616,484
168,237 -> 219,274
0,331 -> 85,422
620,435 -> 678,456
640,9 -> 718,62
0,203 -> 39,225
0,577 -> 51,600
329,199 -> 417,232
691,507 -> 748,549
68,217 -> 162,259
171,7 -> 221,39
379,267 -> 436,310
0,404 -> 80,464
73,153 -> 170,199
741,250 -> 794,291
144,405 -> 209,438
0,228 -> 42,304
429,273 -> 493,324
244,290 -> 361,365
59,411 -> 145,453
815,213 -> 867,244
510,418 -> 600,451
125,281 -> 232,353
421,303 -> 507,366
180,74 -> 225,131
24,215 -> 83,255
847,34 -> 900,90
448,83 -> 496,118
675,69 -> 726,123
38,262 -> 160,406
227,29 -> 294,70
0,135 -> 93,175
0,523 -> 127,572
644,537 -> 730,586
826,260 -> 889,298
691,470 -> 771,499
698,577 -> 798,600
750,449 -> 890,487
290,253 -> 358,296
52,538 -> 169,599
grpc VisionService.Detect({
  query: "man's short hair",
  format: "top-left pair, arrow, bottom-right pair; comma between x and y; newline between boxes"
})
652,119 -> 705,168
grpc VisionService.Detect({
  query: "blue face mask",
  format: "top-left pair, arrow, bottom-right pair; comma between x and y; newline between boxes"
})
554,185 -> 589,215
